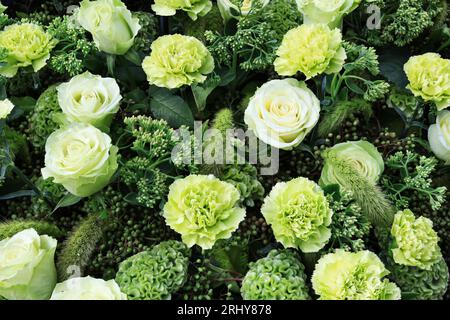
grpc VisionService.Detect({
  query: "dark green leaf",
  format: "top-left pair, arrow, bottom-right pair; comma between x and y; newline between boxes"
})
150,88 -> 194,128
0,190 -> 37,200
191,76 -> 221,112
52,193 -> 82,213
378,48 -> 409,89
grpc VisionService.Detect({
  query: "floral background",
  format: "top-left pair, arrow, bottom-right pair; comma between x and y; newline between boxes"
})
0,0 -> 449,300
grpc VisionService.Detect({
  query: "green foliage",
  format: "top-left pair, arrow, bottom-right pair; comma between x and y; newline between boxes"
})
206,0 -> 302,71
318,98 -> 373,136
383,151 -> 447,211
366,0 -> 444,47
57,213 -> 107,281
115,240 -> 190,300
329,41 -> 390,102
30,177 -> 67,215
322,151 -> 396,226
0,220 -> 62,241
387,87 -> 422,120
47,16 -> 98,76
131,11 -> 159,54
121,116 -> 179,208
28,85 -> 61,149
241,249 -> 310,300
182,4 -> 223,43
323,185 -> 371,253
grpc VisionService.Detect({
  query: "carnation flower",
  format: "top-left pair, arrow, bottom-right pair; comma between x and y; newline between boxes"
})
115,241 -> 189,300
241,250 -> 310,300
312,250 -> 401,300
390,209 -> 442,270
57,71 -> 122,131
50,276 -> 126,300
41,123 -> 118,197
0,229 -> 57,300
261,177 -> 333,252
274,23 -> 346,79
163,175 -> 246,250
0,99 -> 14,119
77,0 -> 141,55
152,0 -> 212,21
296,0 -> 362,29
244,78 -> 320,150
320,140 -> 384,189
0,23 -> 57,77
404,53 -> 450,111
142,34 -> 214,89
428,110 -> 450,164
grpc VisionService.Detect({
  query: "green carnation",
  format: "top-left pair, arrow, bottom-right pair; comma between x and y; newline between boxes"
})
0,23 -> 57,77
241,250 -> 310,300
163,175 -> 246,250
385,254 -> 448,300
404,53 -> 450,111
115,241 -> 189,300
274,23 -> 346,79
142,34 -> 214,89
261,177 -> 333,253
152,0 -> 212,21
390,209 -> 442,270
296,0 -> 362,29
320,140 -> 384,189
312,250 -> 401,300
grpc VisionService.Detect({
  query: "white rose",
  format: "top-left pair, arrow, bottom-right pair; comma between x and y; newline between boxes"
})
0,99 -> 14,119
41,123 -> 119,197
57,71 -> 122,131
0,229 -> 57,300
77,0 -> 141,55
429,110 -> 450,164
244,78 -> 320,150
50,276 -> 126,300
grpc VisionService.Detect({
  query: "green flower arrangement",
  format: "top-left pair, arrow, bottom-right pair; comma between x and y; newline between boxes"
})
261,177 -> 333,253
115,241 -> 190,300
152,0 -> 212,21
241,250 -> 310,300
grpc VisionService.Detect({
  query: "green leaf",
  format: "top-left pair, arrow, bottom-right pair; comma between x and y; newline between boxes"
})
52,193 -> 82,213
9,96 -> 36,117
378,48 -> 409,89
150,88 -> 194,128
344,79 -> 365,95
211,242 -> 248,275
124,49 -> 142,66
0,190 -> 37,200
191,76 -> 221,112
106,54 -> 116,77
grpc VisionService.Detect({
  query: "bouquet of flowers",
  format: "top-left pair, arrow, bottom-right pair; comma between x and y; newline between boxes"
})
0,0 -> 449,300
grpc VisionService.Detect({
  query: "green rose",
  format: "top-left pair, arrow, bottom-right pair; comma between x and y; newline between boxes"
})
0,23 -> 57,77
312,250 -> 401,300
261,177 -> 333,252
296,0 -> 362,29
77,0 -> 141,55
152,0 -> 212,21
142,34 -> 214,89
274,23 -> 346,79
320,140 -> 384,189
57,71 -> 122,131
391,209 -> 442,270
404,53 -> 450,111
0,229 -> 57,300
0,99 -> 14,119
50,276 -> 126,300
41,123 -> 118,197
163,175 -> 246,250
